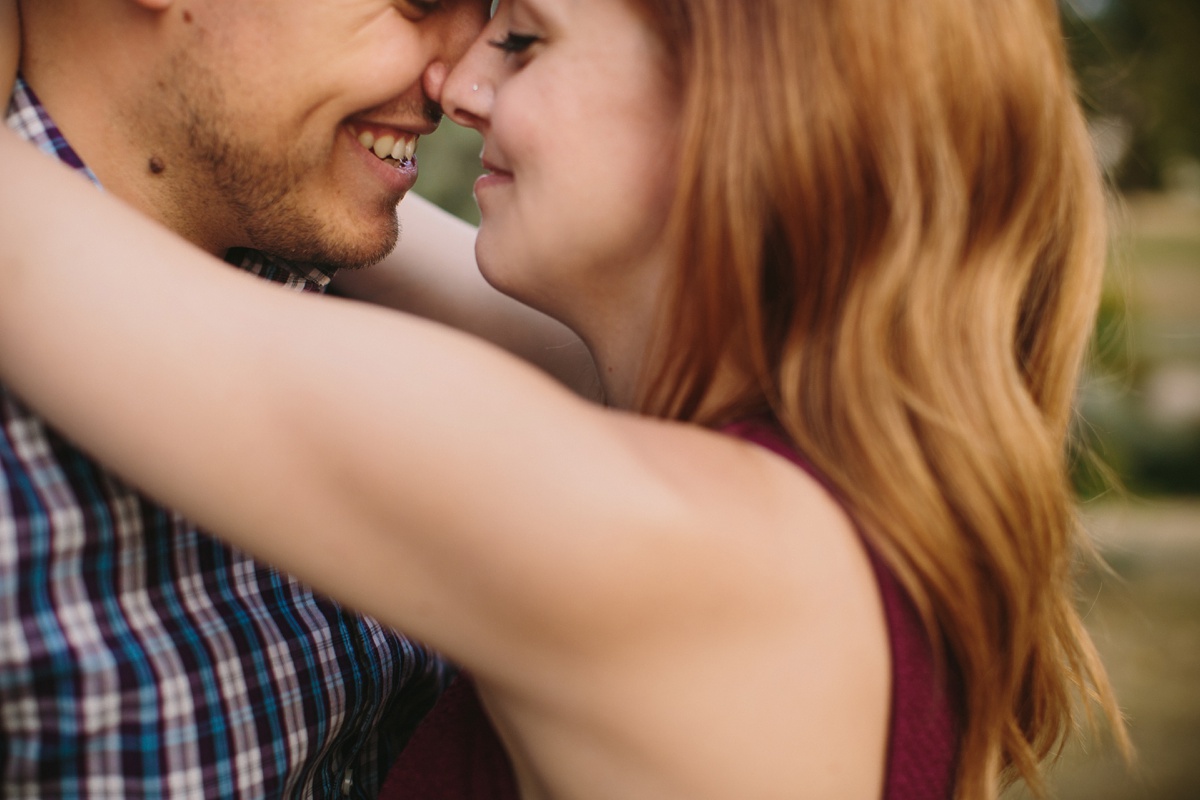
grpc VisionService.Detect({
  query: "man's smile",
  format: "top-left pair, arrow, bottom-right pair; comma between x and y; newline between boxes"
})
346,123 -> 420,167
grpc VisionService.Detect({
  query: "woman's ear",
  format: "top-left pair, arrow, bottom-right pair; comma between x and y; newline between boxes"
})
1,0 -> 18,99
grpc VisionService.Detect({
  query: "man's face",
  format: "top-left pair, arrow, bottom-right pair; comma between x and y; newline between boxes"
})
149,0 -> 488,268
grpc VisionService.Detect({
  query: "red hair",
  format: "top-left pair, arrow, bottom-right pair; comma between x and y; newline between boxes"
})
629,0 -> 1127,796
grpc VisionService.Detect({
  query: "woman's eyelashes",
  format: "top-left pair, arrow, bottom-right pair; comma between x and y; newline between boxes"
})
488,31 -> 542,55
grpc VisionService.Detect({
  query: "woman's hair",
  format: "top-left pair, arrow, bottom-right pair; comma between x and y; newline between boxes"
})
630,0 -> 1127,796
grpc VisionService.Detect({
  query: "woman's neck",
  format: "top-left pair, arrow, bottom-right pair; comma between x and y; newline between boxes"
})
578,321 -> 652,411
585,326 -> 749,420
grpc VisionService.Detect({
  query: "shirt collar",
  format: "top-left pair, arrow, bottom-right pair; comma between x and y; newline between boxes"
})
6,74 -> 102,187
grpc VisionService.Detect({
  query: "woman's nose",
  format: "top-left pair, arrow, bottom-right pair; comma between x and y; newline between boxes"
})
440,38 -> 494,130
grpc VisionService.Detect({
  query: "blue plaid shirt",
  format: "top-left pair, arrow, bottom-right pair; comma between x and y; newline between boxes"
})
1,76 -> 447,799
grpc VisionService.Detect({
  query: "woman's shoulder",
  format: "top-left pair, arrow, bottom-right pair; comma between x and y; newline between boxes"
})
597,412 -> 884,619
615,413 -> 875,580
711,416 -> 960,799
567,413 -> 894,796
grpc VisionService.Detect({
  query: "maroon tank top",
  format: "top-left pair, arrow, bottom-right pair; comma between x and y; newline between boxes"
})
379,419 -> 959,799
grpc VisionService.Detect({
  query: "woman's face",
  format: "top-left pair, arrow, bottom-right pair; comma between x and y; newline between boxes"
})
441,0 -> 681,331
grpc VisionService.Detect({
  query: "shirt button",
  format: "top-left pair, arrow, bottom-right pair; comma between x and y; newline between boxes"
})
340,768 -> 354,797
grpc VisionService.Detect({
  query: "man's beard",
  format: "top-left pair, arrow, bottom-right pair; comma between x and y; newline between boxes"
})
210,147 -> 400,270
156,52 -> 399,270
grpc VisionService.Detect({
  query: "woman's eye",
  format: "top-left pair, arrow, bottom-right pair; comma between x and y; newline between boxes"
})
488,31 -> 541,55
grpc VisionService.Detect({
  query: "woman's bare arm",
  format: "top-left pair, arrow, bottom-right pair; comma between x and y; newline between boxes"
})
0,129 -> 796,694
0,132 -> 900,799
332,194 -> 602,401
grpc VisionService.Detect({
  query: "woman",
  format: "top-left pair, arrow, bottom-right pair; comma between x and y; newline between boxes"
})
0,0 -> 1124,797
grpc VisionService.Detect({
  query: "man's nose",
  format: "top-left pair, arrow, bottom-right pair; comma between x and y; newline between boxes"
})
423,60 -> 451,110
423,2 -> 489,106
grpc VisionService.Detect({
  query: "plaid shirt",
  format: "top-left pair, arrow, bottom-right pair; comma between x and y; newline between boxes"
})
1,77 -> 447,799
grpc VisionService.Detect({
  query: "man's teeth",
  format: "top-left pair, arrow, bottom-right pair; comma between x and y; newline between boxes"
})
356,130 -> 418,163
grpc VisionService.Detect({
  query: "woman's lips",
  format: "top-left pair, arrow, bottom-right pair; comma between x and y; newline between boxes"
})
474,156 -> 513,197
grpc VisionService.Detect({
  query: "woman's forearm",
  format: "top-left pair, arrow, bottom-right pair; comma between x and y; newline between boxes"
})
0,128 -> 681,685
0,128 -> 510,650
333,194 -> 602,400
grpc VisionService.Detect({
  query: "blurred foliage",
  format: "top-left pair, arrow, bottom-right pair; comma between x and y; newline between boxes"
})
1061,0 -> 1200,189
412,121 -> 484,225
1064,0 -> 1200,497
1075,200 -> 1200,498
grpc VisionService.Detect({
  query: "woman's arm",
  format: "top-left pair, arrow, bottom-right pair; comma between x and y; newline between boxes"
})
0,129 -> 794,695
331,195 -> 602,401
1,0 -> 18,97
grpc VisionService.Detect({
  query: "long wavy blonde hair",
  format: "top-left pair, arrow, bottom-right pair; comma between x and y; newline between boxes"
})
631,0 -> 1127,796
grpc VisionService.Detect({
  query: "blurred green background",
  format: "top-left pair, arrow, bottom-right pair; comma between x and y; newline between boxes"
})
411,1 -> 1200,796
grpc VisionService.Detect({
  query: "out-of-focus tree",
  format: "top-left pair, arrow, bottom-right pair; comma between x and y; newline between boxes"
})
1061,0 -> 1200,190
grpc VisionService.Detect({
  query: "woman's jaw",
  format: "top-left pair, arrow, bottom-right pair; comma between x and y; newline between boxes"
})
470,234 -> 668,410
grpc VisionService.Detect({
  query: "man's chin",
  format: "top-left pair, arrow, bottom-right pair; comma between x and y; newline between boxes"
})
251,216 -> 399,271
319,235 -> 398,271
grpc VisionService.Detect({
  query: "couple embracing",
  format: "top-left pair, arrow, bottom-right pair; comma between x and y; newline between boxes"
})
0,1 -> 1124,798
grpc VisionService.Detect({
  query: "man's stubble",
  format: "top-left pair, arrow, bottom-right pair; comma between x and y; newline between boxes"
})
146,49 -> 400,270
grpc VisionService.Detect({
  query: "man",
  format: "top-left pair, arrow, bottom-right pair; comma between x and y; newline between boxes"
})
1,0 -> 489,796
